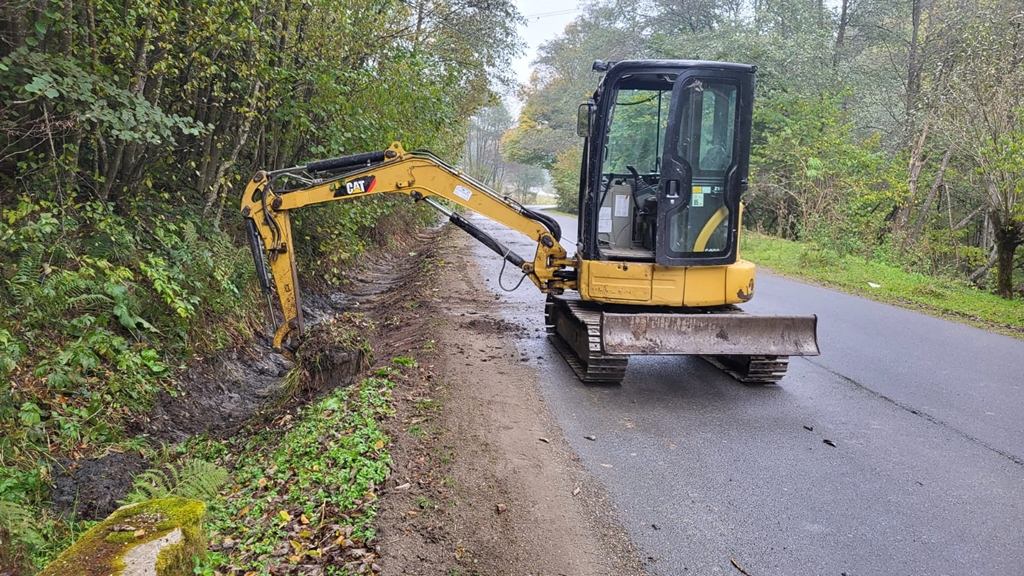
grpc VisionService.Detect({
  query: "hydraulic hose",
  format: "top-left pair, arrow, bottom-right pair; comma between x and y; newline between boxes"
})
448,211 -> 527,268
306,150 -> 387,174
521,206 -> 561,243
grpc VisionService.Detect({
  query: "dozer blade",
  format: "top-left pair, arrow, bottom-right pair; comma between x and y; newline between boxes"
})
601,312 -> 819,357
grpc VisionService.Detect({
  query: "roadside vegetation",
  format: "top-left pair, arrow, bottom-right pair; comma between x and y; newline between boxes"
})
742,233 -> 1024,335
501,0 -> 1023,300
191,360 -> 411,576
0,0 -> 520,571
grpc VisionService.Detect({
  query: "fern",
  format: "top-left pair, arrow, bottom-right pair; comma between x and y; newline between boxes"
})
5,247 -> 43,305
5,248 -> 101,318
0,500 -> 44,551
65,292 -> 115,314
123,459 -> 230,504
41,269 -> 95,315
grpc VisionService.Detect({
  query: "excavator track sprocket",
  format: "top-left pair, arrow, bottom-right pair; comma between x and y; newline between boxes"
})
545,296 -> 629,384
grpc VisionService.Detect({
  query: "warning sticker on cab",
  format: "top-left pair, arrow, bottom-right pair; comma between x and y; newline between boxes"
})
692,185 -> 707,207
454,185 -> 473,201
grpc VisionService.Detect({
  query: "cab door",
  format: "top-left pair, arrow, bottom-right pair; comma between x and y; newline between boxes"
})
656,68 -> 754,267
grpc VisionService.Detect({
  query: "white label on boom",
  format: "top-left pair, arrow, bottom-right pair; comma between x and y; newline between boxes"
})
454,185 -> 473,201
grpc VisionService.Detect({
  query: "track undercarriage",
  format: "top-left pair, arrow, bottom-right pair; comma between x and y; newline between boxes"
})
544,295 -> 817,385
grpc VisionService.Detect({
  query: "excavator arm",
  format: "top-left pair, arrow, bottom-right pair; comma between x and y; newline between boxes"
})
241,141 -> 575,352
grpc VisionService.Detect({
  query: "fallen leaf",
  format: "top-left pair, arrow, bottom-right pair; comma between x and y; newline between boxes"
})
279,510 -> 291,522
584,435 -> 597,441
237,505 -> 250,517
290,540 -> 303,553
133,529 -> 146,538
572,487 -> 581,497
651,524 -> 660,530
373,439 -> 385,450
538,437 -> 550,444
257,477 -> 268,489
300,514 -> 310,525
823,439 -> 836,447
395,483 -> 411,491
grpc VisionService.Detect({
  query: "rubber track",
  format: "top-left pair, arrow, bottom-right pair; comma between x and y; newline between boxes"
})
700,354 -> 790,384
545,297 -> 629,384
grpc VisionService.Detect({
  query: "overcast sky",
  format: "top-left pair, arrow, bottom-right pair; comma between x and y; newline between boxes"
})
506,0 -> 581,112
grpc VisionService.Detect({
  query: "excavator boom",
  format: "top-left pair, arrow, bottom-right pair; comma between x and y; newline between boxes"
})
241,142 -> 573,352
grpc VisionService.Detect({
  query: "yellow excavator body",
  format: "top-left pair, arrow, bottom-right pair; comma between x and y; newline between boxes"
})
576,258 -> 755,306
241,60 -> 819,384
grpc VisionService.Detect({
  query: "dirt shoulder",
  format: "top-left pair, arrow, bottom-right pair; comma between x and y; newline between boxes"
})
374,229 -> 647,575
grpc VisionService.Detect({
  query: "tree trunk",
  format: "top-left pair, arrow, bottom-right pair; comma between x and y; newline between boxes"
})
993,221 -> 1020,298
906,0 -> 923,119
98,17 -> 152,202
894,124 -> 929,234
902,142 -> 954,254
833,0 -> 850,68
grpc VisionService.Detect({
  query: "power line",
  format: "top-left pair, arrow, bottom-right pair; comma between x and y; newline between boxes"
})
522,7 -> 581,20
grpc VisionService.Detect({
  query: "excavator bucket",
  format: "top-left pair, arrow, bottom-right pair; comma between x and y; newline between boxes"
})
600,312 -> 820,357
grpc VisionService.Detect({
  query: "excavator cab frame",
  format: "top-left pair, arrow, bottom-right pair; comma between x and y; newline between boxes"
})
578,60 -> 755,268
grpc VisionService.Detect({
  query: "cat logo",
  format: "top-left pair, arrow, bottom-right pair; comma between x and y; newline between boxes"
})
333,176 -> 376,198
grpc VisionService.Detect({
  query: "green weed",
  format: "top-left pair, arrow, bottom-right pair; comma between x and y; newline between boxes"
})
200,373 -> 397,573
407,424 -> 427,440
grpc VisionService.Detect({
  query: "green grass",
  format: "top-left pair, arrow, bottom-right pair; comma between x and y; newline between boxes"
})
741,232 -> 1024,335
192,360 -> 407,574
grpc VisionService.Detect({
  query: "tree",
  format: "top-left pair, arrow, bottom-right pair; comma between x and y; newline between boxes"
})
930,0 -> 1024,297
502,162 -> 545,204
505,0 -> 650,210
464,104 -> 513,188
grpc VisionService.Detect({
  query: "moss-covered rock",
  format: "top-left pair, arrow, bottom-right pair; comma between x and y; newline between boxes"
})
40,498 -> 206,576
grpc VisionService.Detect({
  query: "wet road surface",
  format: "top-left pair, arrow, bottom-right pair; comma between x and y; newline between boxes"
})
464,211 -> 1024,576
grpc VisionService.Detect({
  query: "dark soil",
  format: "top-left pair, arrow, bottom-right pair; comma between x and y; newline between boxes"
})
50,452 -> 149,521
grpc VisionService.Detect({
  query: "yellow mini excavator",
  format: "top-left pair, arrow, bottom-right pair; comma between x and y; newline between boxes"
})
241,59 -> 819,384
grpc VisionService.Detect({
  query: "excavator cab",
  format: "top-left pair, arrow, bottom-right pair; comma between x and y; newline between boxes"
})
546,60 -> 818,383
578,60 -> 753,268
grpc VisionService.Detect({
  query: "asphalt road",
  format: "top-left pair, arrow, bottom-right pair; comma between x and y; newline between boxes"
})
464,210 -> 1024,576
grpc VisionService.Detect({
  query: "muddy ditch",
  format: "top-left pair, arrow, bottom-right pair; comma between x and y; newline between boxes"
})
51,225 -> 446,523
